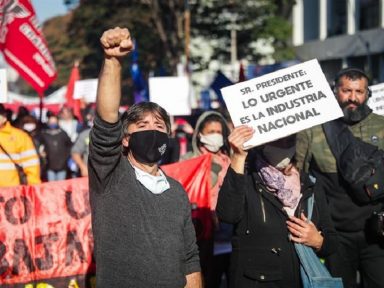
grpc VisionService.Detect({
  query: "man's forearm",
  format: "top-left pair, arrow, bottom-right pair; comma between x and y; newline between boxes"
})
185,272 -> 202,288
96,57 -> 122,123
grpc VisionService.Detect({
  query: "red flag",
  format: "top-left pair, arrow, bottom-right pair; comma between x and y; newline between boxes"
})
65,61 -> 83,122
238,61 -> 246,82
0,0 -> 57,93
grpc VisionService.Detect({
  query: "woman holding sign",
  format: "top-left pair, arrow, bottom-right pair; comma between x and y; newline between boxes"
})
216,127 -> 339,288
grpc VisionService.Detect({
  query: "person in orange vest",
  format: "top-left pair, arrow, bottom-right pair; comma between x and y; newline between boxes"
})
0,104 -> 41,187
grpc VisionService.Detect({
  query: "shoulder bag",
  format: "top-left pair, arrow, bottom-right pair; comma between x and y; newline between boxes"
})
294,194 -> 344,288
323,120 -> 384,203
0,143 -> 28,185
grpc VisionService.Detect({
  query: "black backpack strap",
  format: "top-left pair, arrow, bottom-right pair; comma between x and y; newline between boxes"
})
323,120 -> 384,202
0,143 -> 28,184
0,143 -> 19,166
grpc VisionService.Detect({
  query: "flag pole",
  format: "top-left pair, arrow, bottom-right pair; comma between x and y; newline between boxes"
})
39,92 -> 44,123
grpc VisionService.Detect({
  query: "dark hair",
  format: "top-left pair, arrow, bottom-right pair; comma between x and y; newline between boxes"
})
17,114 -> 40,132
122,102 -> 171,136
17,106 -> 30,117
245,134 -> 297,174
197,113 -> 231,156
46,110 -> 56,118
334,67 -> 371,97
0,104 -> 5,116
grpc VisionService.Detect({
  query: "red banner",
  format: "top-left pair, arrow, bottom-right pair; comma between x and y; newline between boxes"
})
0,155 -> 213,286
0,178 -> 94,287
0,0 -> 57,93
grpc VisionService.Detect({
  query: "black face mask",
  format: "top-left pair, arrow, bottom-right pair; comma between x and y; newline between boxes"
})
129,130 -> 169,164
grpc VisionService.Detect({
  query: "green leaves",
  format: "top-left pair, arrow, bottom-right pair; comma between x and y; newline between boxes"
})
37,0 -> 295,102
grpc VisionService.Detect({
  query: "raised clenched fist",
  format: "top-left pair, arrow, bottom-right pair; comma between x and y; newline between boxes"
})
100,27 -> 134,58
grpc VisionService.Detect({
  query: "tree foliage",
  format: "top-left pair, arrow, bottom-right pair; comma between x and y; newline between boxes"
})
189,0 -> 295,69
40,0 -> 295,103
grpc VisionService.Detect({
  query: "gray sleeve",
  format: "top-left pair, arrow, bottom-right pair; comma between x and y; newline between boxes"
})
88,114 -> 123,191
183,196 -> 201,275
71,130 -> 89,154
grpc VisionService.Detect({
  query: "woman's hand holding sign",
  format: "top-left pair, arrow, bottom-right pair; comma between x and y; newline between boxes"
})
228,126 -> 254,174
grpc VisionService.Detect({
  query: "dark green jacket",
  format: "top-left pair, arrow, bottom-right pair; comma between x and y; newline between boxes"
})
296,112 -> 384,232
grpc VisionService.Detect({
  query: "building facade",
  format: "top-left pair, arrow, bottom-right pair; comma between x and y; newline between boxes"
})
292,0 -> 384,83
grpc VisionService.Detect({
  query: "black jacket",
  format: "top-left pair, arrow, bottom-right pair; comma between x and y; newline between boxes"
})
216,167 -> 338,288
41,128 -> 72,171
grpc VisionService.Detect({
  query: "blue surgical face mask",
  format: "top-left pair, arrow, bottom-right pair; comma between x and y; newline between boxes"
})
133,166 -> 170,194
48,123 -> 59,129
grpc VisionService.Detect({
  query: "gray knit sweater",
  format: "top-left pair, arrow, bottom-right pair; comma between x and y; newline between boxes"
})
88,115 -> 200,287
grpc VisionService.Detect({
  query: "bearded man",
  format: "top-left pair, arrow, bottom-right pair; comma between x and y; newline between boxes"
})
296,68 -> 384,288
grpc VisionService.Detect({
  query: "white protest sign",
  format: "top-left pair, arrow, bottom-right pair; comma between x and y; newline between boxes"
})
368,82 -> 384,116
73,79 -> 98,102
221,59 -> 343,148
149,76 -> 191,116
0,69 -> 8,103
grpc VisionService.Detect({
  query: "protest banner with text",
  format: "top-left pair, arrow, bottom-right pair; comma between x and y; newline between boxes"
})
0,178 -> 94,288
368,82 -> 384,116
0,155 -> 212,287
221,59 -> 343,148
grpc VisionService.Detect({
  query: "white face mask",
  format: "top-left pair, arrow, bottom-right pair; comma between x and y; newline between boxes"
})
199,133 -> 224,153
23,123 -> 36,132
134,167 -> 170,195
262,145 -> 296,169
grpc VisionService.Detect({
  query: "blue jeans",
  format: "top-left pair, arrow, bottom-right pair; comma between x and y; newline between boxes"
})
47,170 -> 67,182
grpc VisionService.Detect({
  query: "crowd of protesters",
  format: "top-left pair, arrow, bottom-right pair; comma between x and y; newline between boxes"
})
1,27 -> 383,288
0,103 -> 96,185
0,101 -> 231,187
0,90 -> 236,288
